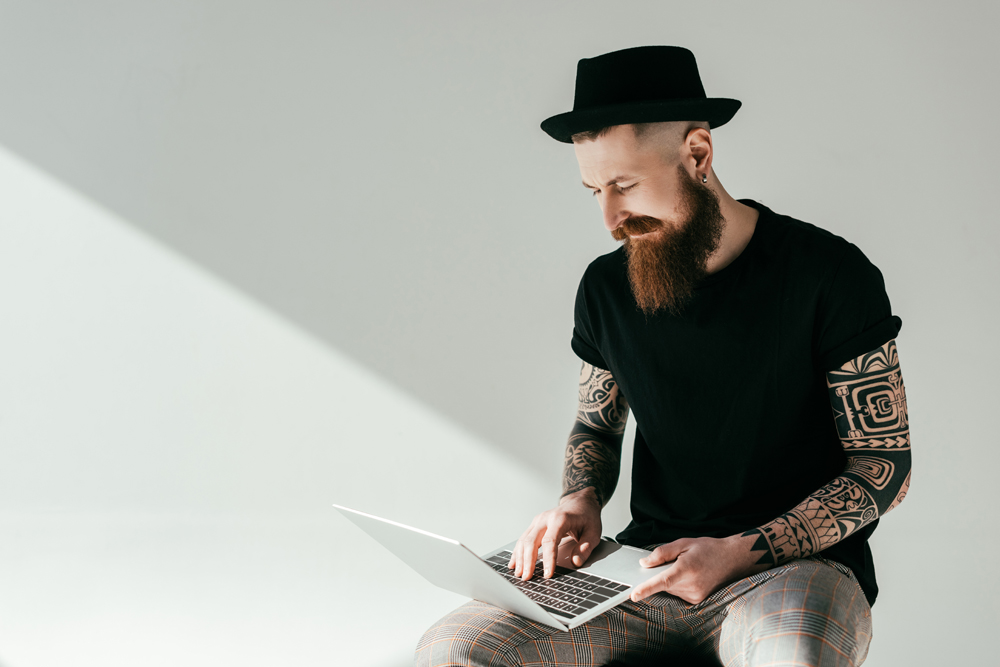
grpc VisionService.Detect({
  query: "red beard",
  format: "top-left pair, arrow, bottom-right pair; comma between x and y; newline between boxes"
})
611,165 -> 724,316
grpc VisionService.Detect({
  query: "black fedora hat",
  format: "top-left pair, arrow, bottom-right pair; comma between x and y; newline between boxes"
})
540,46 -> 741,144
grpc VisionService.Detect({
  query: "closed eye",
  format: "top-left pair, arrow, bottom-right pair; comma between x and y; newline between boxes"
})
592,183 -> 638,197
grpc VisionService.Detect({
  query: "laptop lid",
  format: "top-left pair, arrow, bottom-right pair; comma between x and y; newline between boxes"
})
333,504 -> 570,629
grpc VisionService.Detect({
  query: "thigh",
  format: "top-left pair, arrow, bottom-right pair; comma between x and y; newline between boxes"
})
414,598 -> 693,667
716,558 -> 872,667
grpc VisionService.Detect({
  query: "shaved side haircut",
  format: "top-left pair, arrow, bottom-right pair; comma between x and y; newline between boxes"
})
571,121 -> 710,162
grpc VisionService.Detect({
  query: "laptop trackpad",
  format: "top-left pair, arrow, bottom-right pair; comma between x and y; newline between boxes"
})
556,537 -> 673,587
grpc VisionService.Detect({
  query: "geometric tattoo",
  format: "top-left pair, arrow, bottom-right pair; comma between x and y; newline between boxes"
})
743,339 -> 912,566
561,362 -> 629,507
827,340 -> 909,444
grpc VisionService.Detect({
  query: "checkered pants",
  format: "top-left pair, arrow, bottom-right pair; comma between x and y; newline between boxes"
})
414,556 -> 872,667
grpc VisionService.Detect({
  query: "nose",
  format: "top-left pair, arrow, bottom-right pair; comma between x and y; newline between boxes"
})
601,195 -> 629,232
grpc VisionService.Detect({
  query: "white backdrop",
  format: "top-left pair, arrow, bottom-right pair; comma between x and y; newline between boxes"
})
0,1 -> 997,665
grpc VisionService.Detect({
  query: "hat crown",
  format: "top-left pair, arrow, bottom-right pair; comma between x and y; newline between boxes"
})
539,44 -> 740,143
573,46 -> 707,111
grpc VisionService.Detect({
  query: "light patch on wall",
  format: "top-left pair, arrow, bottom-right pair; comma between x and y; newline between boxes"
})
0,143 -> 555,666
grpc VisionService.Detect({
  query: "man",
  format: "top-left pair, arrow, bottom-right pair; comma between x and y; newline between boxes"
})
415,45 -> 910,667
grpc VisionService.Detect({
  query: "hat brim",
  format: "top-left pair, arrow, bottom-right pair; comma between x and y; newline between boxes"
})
540,98 -> 741,143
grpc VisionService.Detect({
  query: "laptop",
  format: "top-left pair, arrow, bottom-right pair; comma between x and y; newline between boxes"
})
333,503 -> 673,631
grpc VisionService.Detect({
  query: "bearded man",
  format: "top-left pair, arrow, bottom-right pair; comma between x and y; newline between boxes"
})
415,46 -> 910,667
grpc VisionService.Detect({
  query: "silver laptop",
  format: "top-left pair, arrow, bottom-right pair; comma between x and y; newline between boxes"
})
333,504 -> 672,631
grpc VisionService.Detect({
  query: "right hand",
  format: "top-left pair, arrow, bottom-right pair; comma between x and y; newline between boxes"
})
508,487 -> 603,580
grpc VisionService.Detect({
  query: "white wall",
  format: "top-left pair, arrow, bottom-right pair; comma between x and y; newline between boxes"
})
0,145 -> 553,666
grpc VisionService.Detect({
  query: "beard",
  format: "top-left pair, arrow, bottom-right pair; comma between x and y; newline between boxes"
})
611,164 -> 725,316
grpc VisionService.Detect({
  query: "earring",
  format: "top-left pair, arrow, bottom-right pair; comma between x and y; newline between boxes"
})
701,174 -> 708,184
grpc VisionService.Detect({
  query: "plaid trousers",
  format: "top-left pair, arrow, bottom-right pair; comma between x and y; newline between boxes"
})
414,555 -> 872,667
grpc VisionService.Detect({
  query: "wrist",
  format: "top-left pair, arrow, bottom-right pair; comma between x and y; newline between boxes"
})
724,532 -> 772,578
559,486 -> 602,509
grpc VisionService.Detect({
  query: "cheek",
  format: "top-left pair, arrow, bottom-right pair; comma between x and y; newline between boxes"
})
644,184 -> 679,214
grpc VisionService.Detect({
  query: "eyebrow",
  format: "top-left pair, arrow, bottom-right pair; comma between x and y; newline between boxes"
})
581,174 -> 636,190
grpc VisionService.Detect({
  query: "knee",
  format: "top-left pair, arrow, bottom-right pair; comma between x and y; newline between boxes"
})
744,612 -> 861,666
740,564 -> 872,666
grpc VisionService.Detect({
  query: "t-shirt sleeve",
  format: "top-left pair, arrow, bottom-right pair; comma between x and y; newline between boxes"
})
571,270 -> 610,370
816,242 -> 902,371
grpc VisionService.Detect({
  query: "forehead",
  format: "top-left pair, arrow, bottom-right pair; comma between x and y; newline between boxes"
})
574,125 -> 667,186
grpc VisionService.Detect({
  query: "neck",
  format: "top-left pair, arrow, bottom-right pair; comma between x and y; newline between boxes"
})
705,178 -> 759,275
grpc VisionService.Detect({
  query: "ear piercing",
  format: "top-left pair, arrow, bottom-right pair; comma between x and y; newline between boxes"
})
702,174 -> 708,184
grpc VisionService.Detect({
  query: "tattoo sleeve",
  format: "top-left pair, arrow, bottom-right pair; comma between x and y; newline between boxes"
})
561,362 -> 630,507
743,339 -> 912,566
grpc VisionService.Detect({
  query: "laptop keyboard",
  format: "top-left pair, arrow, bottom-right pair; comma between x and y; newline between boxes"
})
484,550 -> 631,619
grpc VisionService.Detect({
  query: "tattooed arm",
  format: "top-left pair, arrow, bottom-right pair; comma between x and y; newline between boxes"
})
740,338 -> 911,565
632,339 -> 911,604
562,361 -> 630,506
509,362 -> 630,580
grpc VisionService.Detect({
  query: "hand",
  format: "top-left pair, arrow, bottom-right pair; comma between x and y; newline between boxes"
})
508,488 -> 602,581
630,535 -> 762,605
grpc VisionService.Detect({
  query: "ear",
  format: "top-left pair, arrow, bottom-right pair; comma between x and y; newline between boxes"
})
682,127 -> 714,181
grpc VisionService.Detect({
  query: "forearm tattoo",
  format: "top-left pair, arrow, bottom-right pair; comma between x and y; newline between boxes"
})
744,340 -> 912,566
561,363 -> 629,506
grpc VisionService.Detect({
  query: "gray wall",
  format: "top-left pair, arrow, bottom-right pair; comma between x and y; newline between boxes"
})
1,1 -> 997,663
5,1 -> 994,475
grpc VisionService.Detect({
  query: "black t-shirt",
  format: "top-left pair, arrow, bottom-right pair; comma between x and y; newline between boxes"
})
571,200 -> 901,607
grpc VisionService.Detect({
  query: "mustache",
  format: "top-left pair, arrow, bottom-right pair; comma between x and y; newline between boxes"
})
611,216 -> 663,241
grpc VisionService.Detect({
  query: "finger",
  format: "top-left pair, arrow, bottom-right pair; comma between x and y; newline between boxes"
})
640,539 -> 686,567
572,523 -> 602,567
630,573 -> 670,603
540,519 -> 566,578
518,530 -> 538,579
562,535 -> 584,568
521,527 -> 544,580
571,542 -> 588,567
513,523 -> 536,576
509,537 -> 522,573
515,534 -> 529,578
509,532 -> 526,569
530,521 -> 554,580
